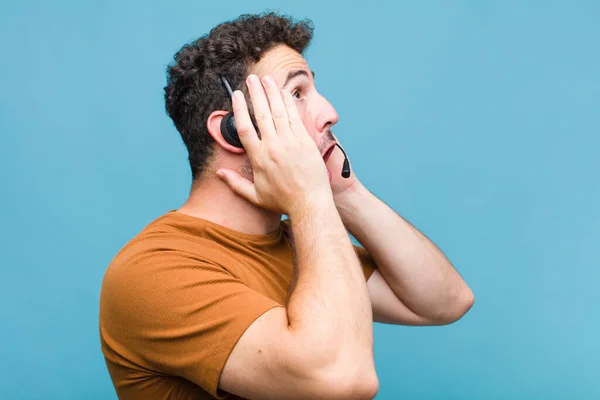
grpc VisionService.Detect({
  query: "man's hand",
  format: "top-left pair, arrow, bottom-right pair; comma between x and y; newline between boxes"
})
216,74 -> 333,216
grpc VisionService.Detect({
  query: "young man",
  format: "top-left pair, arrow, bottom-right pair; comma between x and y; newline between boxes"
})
99,12 -> 474,400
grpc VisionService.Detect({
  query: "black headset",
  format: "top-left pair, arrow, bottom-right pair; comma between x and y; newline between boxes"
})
219,76 -> 351,178
219,76 -> 246,148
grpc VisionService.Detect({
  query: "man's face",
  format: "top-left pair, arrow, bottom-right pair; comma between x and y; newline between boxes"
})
251,44 -> 338,156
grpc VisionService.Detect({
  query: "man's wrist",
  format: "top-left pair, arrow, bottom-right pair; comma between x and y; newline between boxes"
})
333,181 -> 368,215
288,191 -> 337,221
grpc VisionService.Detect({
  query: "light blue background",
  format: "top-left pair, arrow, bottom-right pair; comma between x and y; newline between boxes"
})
1,1 -> 598,399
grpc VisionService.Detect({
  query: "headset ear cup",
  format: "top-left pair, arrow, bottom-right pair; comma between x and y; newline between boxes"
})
220,113 -> 243,148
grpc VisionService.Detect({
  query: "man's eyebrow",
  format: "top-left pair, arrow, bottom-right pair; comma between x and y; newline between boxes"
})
283,69 -> 315,87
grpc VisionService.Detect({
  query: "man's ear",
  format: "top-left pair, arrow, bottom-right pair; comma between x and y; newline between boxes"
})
207,110 -> 246,154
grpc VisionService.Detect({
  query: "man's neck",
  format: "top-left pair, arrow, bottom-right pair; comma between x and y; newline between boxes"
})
177,176 -> 283,236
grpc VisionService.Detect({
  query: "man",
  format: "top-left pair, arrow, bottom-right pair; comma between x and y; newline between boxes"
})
99,12 -> 474,400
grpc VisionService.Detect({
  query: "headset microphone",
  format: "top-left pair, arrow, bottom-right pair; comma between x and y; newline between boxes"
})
335,143 -> 351,178
219,75 -> 351,178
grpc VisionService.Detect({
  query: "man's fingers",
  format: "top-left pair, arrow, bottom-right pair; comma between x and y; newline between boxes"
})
216,169 -> 259,205
231,90 -> 259,153
282,89 -> 306,137
246,74 -> 277,140
261,75 -> 291,138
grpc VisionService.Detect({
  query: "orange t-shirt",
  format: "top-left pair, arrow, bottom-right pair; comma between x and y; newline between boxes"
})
99,210 -> 377,400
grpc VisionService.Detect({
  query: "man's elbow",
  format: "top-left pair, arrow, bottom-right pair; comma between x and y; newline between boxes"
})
312,360 -> 379,400
449,287 -> 475,322
326,367 -> 379,400
433,287 -> 475,325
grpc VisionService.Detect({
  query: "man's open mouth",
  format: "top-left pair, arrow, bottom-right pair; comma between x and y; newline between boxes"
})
322,143 -> 336,162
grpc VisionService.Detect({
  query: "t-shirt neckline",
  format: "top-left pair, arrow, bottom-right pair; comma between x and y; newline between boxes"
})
166,210 -> 284,244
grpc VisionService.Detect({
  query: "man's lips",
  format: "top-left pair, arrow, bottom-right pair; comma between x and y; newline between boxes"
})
322,143 -> 336,162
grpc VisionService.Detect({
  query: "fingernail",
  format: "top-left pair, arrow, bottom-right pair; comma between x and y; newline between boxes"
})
232,90 -> 243,102
247,74 -> 258,84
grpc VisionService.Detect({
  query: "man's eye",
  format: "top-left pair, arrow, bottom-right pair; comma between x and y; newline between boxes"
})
292,89 -> 302,100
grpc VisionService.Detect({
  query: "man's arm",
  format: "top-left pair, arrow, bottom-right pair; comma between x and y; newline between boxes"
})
335,182 -> 474,326
216,75 -> 378,400
219,198 -> 378,400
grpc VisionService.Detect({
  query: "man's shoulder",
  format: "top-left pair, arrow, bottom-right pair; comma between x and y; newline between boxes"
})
104,211 -> 239,281
102,212 -> 293,287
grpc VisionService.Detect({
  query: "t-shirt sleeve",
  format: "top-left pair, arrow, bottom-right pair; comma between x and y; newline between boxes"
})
354,244 -> 378,281
100,251 -> 282,398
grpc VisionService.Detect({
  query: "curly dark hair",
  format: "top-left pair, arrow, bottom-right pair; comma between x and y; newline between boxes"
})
164,12 -> 314,181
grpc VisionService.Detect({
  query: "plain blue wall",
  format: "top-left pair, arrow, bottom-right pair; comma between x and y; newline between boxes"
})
1,1 -> 598,398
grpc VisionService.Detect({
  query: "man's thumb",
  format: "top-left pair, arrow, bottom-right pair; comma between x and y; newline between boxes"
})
216,169 -> 258,204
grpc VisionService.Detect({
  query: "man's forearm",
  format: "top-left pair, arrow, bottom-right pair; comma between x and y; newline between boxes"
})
335,182 -> 473,323
286,195 -> 375,370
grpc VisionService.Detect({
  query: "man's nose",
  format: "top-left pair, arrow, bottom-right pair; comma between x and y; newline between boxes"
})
316,95 -> 339,134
